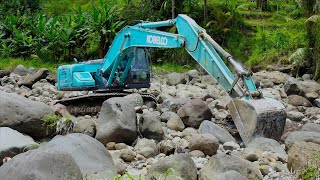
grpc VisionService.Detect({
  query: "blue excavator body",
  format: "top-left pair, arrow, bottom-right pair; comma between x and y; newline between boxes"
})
56,14 -> 286,145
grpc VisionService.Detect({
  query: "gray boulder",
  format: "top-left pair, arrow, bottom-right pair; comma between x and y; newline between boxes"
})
95,97 -> 137,144
0,149 -> 82,180
177,99 -> 212,128
73,117 -> 96,137
198,120 -> 236,143
199,153 -> 262,180
285,131 -> 320,149
288,95 -> 312,107
162,98 -> 190,113
146,154 -> 197,180
166,72 -> 186,86
301,122 -> 320,133
124,93 -> 144,107
246,137 -> 287,161
283,77 -> 302,95
0,127 -> 36,163
210,170 -> 246,180
139,111 -> 163,141
254,71 -> 289,84
287,111 -> 304,122
188,133 -> 219,156
167,113 -> 185,131
134,138 -> 158,158
0,91 -> 54,139
12,65 -> 29,76
40,133 -> 116,179
19,68 -> 49,88
1,76 -> 16,86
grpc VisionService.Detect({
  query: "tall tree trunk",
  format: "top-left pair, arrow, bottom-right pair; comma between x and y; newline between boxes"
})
172,0 -> 175,19
204,0 -> 208,22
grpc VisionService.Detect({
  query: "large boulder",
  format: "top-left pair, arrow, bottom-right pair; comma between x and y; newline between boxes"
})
285,131 -> 320,149
246,137 -> 287,161
146,154 -> 197,180
139,111 -> 163,141
288,95 -> 313,107
166,72 -> 186,86
40,133 -> 116,179
0,127 -> 36,163
0,149 -> 82,180
254,71 -> 289,84
19,68 -> 49,88
199,153 -> 262,180
283,77 -> 302,95
162,98 -> 190,113
288,141 -> 320,172
177,99 -> 212,128
188,133 -> 219,156
95,97 -> 137,144
301,122 -> 320,133
12,64 -> 29,76
0,91 -> 54,139
198,120 -> 236,143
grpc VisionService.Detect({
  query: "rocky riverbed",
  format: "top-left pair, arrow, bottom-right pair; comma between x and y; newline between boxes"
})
0,65 -> 320,180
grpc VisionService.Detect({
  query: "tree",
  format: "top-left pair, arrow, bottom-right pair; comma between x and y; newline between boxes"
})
256,0 -> 268,11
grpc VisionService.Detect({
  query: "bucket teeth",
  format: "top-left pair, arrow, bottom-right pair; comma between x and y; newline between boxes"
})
228,98 -> 287,146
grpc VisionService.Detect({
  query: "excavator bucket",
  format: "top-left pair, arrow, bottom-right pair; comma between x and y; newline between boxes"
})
228,98 -> 287,146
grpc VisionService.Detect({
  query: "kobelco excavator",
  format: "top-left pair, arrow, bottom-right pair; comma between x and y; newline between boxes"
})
56,14 -> 286,145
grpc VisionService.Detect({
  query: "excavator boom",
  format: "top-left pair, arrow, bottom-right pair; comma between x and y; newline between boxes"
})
56,14 -> 286,145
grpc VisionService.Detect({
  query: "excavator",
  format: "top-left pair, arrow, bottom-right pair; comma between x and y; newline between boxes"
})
56,14 -> 286,145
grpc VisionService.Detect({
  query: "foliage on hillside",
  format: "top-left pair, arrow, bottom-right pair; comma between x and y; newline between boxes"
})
0,0 -> 319,78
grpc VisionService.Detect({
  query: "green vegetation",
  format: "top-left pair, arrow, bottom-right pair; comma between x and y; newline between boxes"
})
42,114 -> 61,128
300,153 -> 320,180
0,0 -> 320,79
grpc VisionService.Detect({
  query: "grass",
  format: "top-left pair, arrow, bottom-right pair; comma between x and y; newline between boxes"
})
0,58 -> 64,73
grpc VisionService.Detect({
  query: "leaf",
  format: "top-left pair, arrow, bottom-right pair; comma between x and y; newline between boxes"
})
289,48 -> 306,65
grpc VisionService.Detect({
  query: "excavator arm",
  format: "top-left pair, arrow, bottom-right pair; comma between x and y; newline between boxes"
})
57,14 -> 286,145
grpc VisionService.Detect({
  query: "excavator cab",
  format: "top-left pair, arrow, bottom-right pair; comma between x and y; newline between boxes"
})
124,48 -> 151,89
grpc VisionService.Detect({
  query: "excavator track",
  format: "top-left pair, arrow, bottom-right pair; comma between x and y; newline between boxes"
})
54,91 -> 157,116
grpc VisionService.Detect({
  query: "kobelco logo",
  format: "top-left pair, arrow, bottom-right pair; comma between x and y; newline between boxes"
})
146,35 -> 168,46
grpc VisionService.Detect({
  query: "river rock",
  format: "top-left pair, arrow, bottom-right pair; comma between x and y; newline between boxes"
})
146,154 -> 197,180
158,140 -> 175,155
96,97 -> 137,144
198,120 -> 236,143
124,93 -> 144,107
188,133 -> 219,156
0,127 -> 36,163
0,149 -> 82,180
40,133 -> 116,179
162,98 -> 190,113
166,72 -> 186,86
177,99 -> 212,128
199,153 -> 262,180
12,65 -> 29,76
254,71 -> 289,84
134,138 -> 158,158
210,170 -> 246,180
301,122 -> 320,133
283,77 -> 302,95
286,111 -> 304,122
288,95 -> 313,107
73,117 -> 96,137
285,131 -> 320,149
167,113 -> 185,131
246,137 -> 287,161
19,68 -> 49,88
139,111 -> 163,141
0,91 -> 54,139
287,141 -> 320,172
0,70 -> 10,78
